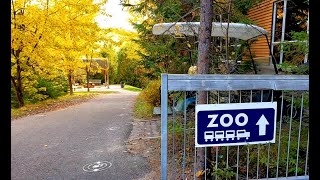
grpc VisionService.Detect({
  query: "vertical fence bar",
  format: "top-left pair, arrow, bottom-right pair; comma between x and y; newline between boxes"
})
194,147 -> 197,180
256,145 -> 260,179
204,143 -> 207,180
236,146 -> 240,180
305,130 -> 309,176
304,92 -> 309,176
286,94 -> 294,177
205,91 -> 209,180
182,92 -> 187,180
215,147 -> 218,180
276,91 -> 284,178
226,91 -> 231,180
266,90 -> 273,179
247,90 -> 253,180
247,145 -> 250,180
171,93 -> 176,180
187,92 -> 192,180
215,91 -> 220,180
295,93 -> 304,176
161,74 -> 168,180
256,90 -> 263,179
236,90 -> 242,180
194,92 -> 198,180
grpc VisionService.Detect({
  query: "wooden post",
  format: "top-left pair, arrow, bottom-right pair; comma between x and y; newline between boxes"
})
104,69 -> 107,87
107,68 -> 109,89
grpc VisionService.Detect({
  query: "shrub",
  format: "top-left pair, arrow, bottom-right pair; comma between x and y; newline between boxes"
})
36,78 -> 68,99
140,79 -> 161,107
11,88 -> 19,108
133,79 -> 161,119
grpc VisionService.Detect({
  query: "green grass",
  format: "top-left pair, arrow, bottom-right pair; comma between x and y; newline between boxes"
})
133,95 -> 154,119
11,91 -> 115,120
131,80 -> 160,119
124,85 -> 142,92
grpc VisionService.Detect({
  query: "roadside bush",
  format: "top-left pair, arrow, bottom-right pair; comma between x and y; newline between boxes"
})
36,78 -> 68,99
140,79 -> 161,107
133,79 -> 161,119
11,87 -> 19,108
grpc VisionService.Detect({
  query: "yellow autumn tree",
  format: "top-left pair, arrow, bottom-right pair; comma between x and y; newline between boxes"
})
11,0 -> 59,107
115,30 -> 147,87
11,0 -> 108,105
48,0 -> 106,94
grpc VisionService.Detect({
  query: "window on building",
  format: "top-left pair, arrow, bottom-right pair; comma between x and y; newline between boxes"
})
271,0 -> 309,64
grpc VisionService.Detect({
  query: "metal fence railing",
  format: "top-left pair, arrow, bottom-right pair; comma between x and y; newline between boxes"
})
161,74 -> 309,180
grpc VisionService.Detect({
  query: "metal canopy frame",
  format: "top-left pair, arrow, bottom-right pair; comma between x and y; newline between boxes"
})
152,22 -> 279,74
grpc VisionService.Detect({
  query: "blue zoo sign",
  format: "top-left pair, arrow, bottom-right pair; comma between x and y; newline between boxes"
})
195,102 -> 277,147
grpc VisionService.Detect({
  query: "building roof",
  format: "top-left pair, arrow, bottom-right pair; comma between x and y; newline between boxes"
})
81,58 -> 109,69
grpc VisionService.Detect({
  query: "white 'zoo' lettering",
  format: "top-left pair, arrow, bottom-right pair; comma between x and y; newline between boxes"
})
207,115 -> 218,127
207,113 -> 249,127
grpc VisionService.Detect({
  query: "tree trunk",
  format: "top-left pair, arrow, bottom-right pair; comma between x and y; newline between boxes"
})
225,0 -> 232,73
11,58 -> 24,107
106,69 -> 109,89
86,65 -> 90,92
196,0 -> 213,179
68,70 -> 73,95
197,0 -> 213,75
11,75 -> 24,107
104,69 -> 107,87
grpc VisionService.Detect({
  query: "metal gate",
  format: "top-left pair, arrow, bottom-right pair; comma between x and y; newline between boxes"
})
161,74 -> 309,180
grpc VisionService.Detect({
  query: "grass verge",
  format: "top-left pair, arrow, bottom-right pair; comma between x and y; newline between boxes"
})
124,85 -> 142,92
11,91 -> 116,120
133,95 -> 154,119
132,80 -> 160,119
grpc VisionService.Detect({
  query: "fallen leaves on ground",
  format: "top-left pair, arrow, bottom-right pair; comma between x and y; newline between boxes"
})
11,94 -> 99,120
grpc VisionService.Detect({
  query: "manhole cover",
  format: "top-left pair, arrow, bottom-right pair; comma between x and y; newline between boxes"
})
83,161 -> 112,172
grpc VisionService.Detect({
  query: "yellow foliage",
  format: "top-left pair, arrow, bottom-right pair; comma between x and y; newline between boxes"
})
195,170 -> 205,177
139,79 -> 161,106
11,0 -> 108,104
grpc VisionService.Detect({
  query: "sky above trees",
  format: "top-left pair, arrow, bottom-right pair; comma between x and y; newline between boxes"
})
95,0 -> 135,31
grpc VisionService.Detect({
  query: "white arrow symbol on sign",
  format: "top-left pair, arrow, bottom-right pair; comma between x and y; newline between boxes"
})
256,114 -> 269,136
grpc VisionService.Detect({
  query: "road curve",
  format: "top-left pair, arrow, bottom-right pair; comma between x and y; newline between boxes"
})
11,87 -> 150,180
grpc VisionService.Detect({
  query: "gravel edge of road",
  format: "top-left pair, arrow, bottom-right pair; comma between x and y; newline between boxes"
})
125,117 -> 161,180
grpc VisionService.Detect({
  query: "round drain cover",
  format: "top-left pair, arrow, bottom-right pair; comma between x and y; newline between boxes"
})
83,161 -> 112,172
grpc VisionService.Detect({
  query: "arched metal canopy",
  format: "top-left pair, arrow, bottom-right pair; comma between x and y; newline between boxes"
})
152,22 -> 268,40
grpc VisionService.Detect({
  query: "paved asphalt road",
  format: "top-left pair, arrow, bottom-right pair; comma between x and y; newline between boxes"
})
11,86 -> 150,180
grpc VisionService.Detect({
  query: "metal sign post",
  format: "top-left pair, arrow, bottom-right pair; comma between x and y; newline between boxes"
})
195,102 -> 277,147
